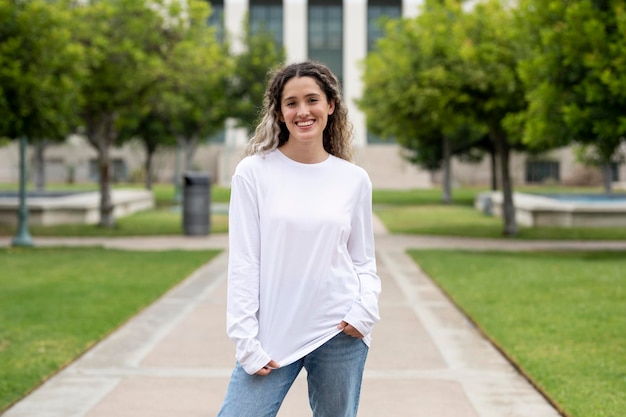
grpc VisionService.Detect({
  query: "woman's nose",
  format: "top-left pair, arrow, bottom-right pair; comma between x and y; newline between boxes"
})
296,103 -> 309,116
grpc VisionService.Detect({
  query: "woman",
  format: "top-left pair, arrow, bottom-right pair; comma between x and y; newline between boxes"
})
218,61 -> 381,417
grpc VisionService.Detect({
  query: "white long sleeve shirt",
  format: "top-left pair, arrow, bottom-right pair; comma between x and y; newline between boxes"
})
227,149 -> 381,375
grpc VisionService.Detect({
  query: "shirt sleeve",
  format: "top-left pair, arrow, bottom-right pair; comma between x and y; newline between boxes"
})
343,176 -> 382,338
226,172 -> 272,375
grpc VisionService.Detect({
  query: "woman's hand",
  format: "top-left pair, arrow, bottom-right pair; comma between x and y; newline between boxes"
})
338,321 -> 364,339
255,359 -> 280,376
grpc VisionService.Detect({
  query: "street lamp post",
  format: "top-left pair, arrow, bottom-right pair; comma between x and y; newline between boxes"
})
12,136 -> 34,247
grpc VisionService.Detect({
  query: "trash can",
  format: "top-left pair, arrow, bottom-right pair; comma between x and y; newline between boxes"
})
182,171 -> 210,236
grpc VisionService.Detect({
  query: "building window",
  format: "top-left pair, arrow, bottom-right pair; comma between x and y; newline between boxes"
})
367,0 -> 401,52
308,0 -> 343,85
250,0 -> 283,46
526,160 -> 560,184
206,0 -> 225,42
366,1 -> 401,144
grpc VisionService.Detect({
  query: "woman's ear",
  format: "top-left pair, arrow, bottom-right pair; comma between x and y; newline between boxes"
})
328,99 -> 335,115
278,111 -> 284,122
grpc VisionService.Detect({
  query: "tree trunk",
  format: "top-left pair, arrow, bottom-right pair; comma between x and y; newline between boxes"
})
87,113 -> 117,228
490,148 -> 498,191
99,144 -> 114,227
144,146 -> 155,190
441,136 -> 452,204
492,126 -> 518,236
183,135 -> 199,172
33,141 -> 47,192
600,161 -> 613,194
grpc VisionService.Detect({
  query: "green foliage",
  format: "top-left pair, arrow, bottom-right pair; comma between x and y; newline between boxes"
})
518,0 -> 626,167
229,17 -> 286,133
0,0 -> 84,141
411,250 -> 626,417
458,0 -> 527,133
164,1 -> 233,140
359,1 -> 513,171
69,0 -> 233,225
0,247 -> 219,411
360,0 -> 528,235
74,0 -> 176,121
117,1 -> 232,186
359,7 -> 464,169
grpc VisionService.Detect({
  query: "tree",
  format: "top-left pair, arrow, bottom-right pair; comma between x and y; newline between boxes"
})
517,0 -> 626,193
0,0 -> 83,147
229,17 -> 286,133
118,0 -> 231,190
72,0 -> 191,227
0,0 -> 83,245
360,0 -> 533,235
167,1 -> 232,175
452,0 -> 531,235
358,1 -> 488,204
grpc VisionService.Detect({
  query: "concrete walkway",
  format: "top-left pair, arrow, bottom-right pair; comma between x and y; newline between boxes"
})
3,222 -> 625,417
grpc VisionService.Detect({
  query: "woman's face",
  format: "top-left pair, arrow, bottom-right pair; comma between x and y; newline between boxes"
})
279,76 -> 335,146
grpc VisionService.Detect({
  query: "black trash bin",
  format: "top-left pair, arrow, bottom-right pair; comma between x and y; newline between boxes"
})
182,172 -> 211,236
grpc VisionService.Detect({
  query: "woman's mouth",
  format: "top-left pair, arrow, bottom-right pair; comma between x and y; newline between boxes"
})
296,120 -> 314,127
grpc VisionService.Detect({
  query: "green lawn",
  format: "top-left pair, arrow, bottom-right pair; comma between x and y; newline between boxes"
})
0,183 -> 229,237
409,249 -> 626,417
373,186 -> 626,240
376,204 -> 626,240
0,247 -> 220,412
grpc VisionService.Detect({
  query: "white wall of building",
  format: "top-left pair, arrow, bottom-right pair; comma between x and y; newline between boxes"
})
284,0 -> 307,63
403,0 -> 423,17
343,0 -> 367,147
225,0 -> 248,54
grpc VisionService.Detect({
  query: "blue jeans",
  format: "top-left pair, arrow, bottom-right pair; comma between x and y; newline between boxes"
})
217,332 -> 369,417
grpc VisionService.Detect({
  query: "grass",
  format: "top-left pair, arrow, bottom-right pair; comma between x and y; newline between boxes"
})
372,185 -> 607,207
0,210 -> 228,237
0,182 -> 229,237
373,187 -> 482,206
0,246 -> 220,412
373,185 -> 626,240
376,204 -> 626,240
408,249 -> 626,417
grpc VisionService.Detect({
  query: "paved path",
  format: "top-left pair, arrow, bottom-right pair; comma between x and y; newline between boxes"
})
3,221 -> 625,417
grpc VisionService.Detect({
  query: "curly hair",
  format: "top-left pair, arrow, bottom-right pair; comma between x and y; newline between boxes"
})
245,61 -> 354,162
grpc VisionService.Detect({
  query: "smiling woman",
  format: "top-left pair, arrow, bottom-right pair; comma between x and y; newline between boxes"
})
217,61 -> 381,417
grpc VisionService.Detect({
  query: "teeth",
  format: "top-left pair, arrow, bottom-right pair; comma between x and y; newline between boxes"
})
297,121 -> 314,127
